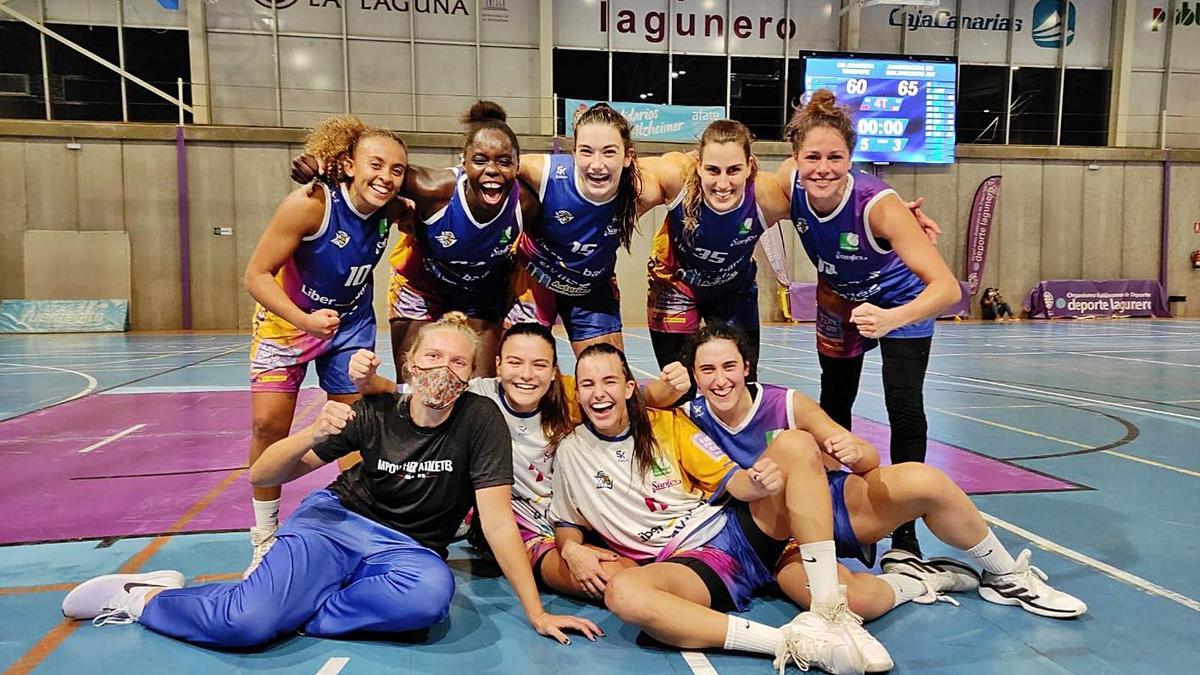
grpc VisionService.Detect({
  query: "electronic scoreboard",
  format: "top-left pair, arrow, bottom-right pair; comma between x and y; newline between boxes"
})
801,53 -> 957,164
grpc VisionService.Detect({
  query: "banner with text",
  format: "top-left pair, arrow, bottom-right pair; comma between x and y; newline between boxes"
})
0,299 -> 130,333
964,175 -> 1001,298
1023,279 -> 1170,319
564,98 -> 724,143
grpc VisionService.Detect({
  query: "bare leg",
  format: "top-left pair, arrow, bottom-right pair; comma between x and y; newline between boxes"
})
775,554 -> 897,621
604,564 -> 727,648
249,391 -> 299,502
537,546 -> 638,601
745,430 -> 835,545
841,463 -> 987,550
469,318 -> 502,378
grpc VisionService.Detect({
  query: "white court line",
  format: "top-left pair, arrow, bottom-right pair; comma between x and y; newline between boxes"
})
99,384 -> 252,394
315,657 -> 350,675
1063,351 -> 1200,368
0,361 -> 98,404
78,424 -> 146,454
980,511 -> 1200,613
759,362 -> 1200,478
681,651 -> 720,674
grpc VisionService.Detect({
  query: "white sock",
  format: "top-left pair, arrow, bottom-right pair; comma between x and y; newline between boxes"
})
967,529 -> 1017,574
723,615 -> 783,655
879,573 -> 929,608
798,540 -> 839,607
252,498 -> 280,531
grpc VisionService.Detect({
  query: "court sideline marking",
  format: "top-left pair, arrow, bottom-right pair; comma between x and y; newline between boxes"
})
78,424 -> 146,454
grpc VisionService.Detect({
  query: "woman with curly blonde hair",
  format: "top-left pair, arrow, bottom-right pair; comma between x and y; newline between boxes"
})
240,114 -> 410,577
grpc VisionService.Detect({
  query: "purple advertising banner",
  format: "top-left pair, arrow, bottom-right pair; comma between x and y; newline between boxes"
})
1023,279 -> 1171,319
964,175 -> 1001,298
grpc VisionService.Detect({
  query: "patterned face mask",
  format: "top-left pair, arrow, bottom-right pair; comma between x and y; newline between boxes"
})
409,364 -> 469,410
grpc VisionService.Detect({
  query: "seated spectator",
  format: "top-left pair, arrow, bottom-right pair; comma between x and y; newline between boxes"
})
981,288 -> 1015,321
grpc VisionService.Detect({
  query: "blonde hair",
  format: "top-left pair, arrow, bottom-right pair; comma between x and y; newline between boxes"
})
403,311 -> 479,379
682,120 -> 757,245
784,89 -> 856,154
304,114 -> 407,185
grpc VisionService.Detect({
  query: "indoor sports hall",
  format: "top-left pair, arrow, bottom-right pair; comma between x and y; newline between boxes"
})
1,1 -> 1198,674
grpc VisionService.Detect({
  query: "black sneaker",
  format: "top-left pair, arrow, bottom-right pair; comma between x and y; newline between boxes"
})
889,522 -> 923,558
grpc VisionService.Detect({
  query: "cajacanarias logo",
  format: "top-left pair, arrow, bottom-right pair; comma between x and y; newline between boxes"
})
1031,0 -> 1075,48
1152,2 -> 1198,31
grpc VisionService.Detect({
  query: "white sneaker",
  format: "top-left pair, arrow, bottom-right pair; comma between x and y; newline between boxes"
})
773,610 -> 865,675
815,593 -> 893,673
880,548 -> 980,604
244,525 -> 277,579
978,549 -> 1087,618
62,570 -> 185,625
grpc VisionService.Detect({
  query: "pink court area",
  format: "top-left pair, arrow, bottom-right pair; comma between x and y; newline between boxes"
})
0,388 -> 1078,545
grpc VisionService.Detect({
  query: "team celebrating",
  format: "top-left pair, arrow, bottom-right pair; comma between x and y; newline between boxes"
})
60,93 -> 1086,674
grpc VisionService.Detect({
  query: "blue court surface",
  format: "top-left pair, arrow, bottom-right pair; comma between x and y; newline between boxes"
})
1,319 -> 1197,674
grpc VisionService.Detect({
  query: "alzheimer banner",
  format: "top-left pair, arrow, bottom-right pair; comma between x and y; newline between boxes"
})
964,175 -> 1001,298
1024,280 -> 1170,319
564,98 -> 725,143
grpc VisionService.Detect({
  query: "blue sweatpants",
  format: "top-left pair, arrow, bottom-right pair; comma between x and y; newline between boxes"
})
139,489 -> 455,649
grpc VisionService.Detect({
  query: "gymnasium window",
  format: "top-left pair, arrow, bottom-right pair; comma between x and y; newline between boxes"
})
671,54 -> 726,107
730,57 -> 784,141
553,48 -> 609,135
957,65 -> 1008,145
123,28 -> 191,123
611,52 -> 669,107
1008,66 -> 1058,146
0,21 -> 45,120
1061,69 -> 1110,147
47,24 -> 122,122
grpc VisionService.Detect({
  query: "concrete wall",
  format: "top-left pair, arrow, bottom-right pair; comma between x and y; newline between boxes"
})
1,122 -> 1198,331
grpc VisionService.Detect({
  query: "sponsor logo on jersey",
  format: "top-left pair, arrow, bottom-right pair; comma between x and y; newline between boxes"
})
435,231 -> 458,248
555,164 -> 569,179
839,232 -> 860,251
643,496 -> 670,511
554,210 -> 575,225
818,258 -> 838,275
332,230 -> 351,248
499,226 -> 513,245
379,217 -> 389,237
594,470 -> 614,489
738,218 -> 753,235
604,221 -> 620,237
795,217 -> 809,234
691,432 -> 727,461
650,458 -> 673,477
650,478 -> 682,493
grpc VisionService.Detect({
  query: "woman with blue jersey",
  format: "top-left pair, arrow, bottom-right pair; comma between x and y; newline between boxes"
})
642,120 -> 790,380
293,101 -> 538,380
779,90 -> 962,557
242,116 -> 411,576
683,323 -> 1087,622
506,103 -> 646,356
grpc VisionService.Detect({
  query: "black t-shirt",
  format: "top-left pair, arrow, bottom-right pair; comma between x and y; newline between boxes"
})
312,391 -> 513,557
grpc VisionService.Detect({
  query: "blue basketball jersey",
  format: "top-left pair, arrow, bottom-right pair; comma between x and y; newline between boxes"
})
657,180 -> 766,288
516,154 -> 621,297
282,182 -> 391,316
683,383 -> 795,469
789,170 -> 926,307
419,169 -> 521,289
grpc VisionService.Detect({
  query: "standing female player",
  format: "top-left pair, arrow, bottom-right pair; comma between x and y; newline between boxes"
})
779,90 -> 962,556
293,101 -> 536,378
62,314 -> 601,649
242,115 -> 410,576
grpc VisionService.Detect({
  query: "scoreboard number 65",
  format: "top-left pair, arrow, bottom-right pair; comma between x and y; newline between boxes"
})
897,80 -> 919,96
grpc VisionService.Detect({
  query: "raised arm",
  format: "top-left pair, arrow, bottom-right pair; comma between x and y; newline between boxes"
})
854,193 -> 961,338
248,400 -> 347,486
788,391 -> 880,474
243,186 -> 338,339
635,151 -> 694,215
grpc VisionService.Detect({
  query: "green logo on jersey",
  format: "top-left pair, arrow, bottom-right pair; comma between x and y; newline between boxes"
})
765,429 -> 781,446
650,458 -> 672,477
839,232 -> 860,252
499,226 -> 513,245
739,218 -> 753,235
379,217 -> 389,237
